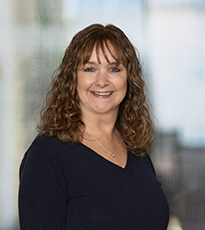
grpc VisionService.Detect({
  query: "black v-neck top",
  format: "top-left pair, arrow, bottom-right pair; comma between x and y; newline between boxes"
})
19,135 -> 169,230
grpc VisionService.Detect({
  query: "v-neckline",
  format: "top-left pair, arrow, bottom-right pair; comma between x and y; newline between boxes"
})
80,143 -> 134,177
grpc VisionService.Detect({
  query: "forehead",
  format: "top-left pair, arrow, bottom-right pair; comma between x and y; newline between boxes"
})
79,39 -> 126,66
88,43 -> 118,63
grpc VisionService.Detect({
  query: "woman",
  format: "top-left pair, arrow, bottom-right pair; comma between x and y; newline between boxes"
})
19,24 -> 169,229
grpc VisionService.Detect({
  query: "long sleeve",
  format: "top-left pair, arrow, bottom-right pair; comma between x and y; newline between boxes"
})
18,135 -> 169,230
19,145 -> 68,230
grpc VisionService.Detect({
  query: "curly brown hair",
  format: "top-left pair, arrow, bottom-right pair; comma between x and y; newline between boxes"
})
37,23 -> 154,156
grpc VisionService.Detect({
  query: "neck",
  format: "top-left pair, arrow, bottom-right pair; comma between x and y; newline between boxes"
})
81,112 -> 118,137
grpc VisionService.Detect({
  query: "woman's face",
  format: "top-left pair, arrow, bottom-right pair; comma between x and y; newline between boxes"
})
77,43 -> 127,119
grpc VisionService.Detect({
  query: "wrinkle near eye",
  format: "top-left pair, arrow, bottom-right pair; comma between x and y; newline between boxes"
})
84,67 -> 94,72
111,67 -> 120,72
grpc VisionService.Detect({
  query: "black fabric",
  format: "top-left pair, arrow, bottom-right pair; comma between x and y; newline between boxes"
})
19,135 -> 169,230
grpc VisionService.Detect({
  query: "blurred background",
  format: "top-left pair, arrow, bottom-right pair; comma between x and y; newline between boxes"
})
0,0 -> 204,229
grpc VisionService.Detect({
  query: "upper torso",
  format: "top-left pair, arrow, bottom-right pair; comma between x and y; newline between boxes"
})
19,135 -> 169,230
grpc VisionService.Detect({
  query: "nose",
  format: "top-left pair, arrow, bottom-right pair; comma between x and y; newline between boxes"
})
95,70 -> 109,87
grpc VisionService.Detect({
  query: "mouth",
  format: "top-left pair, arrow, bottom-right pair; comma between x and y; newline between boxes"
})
92,91 -> 113,96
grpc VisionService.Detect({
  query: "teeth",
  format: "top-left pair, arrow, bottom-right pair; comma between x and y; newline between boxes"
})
94,92 -> 112,96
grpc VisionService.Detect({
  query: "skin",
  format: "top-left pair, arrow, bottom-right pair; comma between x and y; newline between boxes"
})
77,44 -> 127,120
77,43 -> 128,168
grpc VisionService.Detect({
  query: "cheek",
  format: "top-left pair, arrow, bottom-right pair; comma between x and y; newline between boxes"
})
77,73 -> 94,89
76,79 -> 84,99
119,77 -> 127,91
77,75 -> 87,93
122,79 -> 128,98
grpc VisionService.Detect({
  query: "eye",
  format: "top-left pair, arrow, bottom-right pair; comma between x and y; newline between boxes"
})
84,67 -> 94,72
111,67 -> 120,72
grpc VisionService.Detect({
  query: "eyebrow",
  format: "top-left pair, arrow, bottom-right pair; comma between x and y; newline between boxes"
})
85,61 -> 97,65
85,61 -> 119,65
109,62 -> 119,65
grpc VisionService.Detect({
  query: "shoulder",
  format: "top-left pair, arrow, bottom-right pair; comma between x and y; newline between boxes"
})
28,135 -> 78,158
32,135 -> 72,150
131,152 -> 156,176
145,154 -> 156,176
20,135 -> 80,175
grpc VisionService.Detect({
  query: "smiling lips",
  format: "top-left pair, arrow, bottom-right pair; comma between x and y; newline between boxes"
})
91,91 -> 113,96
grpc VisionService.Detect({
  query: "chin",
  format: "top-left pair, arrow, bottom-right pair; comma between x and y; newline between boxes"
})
92,106 -> 118,115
